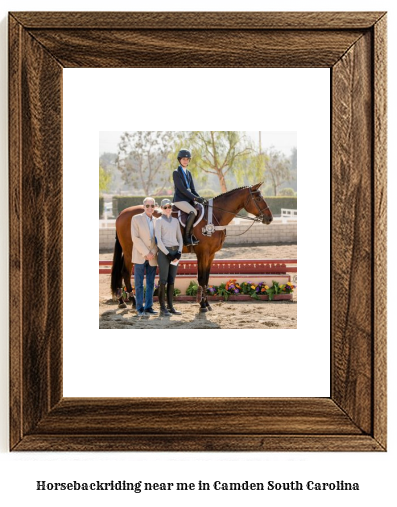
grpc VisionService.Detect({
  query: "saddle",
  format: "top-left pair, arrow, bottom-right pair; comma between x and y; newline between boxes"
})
172,200 -> 227,237
171,202 -> 205,228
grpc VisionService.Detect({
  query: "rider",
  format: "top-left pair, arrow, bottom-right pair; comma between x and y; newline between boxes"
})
173,149 -> 206,246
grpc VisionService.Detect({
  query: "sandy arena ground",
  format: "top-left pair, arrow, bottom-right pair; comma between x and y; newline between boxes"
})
99,243 -> 297,330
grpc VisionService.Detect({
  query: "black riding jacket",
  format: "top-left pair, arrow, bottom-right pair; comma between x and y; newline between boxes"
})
172,166 -> 200,204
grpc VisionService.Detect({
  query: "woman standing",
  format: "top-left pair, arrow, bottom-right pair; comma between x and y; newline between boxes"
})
154,199 -> 184,316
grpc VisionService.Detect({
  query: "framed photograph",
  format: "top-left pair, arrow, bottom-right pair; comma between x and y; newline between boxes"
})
9,11 -> 386,451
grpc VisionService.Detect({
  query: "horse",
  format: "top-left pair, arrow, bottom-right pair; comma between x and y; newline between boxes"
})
110,182 -> 273,312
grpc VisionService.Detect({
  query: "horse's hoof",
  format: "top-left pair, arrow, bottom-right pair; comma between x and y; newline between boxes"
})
200,307 -> 208,313
118,302 -> 127,309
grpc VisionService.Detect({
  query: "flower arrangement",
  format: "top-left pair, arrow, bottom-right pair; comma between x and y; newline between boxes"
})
282,282 -> 295,294
117,286 -> 134,302
265,281 -> 295,300
153,283 -> 181,297
216,282 -> 231,300
210,279 -> 294,300
206,285 -> 218,295
265,281 -> 281,301
225,279 -> 241,295
256,281 -> 270,294
181,280 -> 294,300
186,280 -> 199,297
239,281 -> 258,297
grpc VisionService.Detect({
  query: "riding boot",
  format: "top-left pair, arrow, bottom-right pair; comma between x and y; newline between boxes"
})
184,212 -> 199,245
167,284 -> 182,315
158,283 -> 171,316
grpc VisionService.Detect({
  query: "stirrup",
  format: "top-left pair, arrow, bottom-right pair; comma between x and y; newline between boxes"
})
184,235 -> 199,246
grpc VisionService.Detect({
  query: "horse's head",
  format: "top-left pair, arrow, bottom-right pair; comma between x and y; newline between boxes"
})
244,182 -> 273,224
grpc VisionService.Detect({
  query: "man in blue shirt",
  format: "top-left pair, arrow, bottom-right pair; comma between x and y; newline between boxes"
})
130,197 -> 158,316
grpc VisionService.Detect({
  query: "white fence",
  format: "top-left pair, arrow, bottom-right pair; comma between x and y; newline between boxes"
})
281,208 -> 297,222
99,219 -> 116,229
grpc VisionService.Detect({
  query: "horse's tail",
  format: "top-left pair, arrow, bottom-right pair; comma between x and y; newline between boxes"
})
111,232 -> 124,297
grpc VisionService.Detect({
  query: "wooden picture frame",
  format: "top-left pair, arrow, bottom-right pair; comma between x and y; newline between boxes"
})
9,11 -> 387,452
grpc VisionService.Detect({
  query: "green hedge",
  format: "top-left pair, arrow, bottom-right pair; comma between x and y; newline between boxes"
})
264,196 -> 297,216
112,196 -> 171,216
99,196 -> 104,218
111,195 -> 297,217
236,196 -> 297,217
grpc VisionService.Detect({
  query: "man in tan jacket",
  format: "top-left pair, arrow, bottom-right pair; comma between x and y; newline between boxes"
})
131,197 -> 158,316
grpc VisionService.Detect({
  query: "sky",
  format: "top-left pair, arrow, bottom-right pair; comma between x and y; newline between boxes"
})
99,131 -> 297,157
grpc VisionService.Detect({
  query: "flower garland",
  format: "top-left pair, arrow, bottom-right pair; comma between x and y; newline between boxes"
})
118,283 -> 180,301
205,280 -> 295,300
117,280 -> 295,301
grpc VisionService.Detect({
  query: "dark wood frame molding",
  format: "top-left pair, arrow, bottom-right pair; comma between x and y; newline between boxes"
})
9,11 -> 387,451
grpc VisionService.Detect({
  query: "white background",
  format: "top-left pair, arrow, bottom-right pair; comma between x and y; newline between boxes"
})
0,1 -> 395,506
63,68 -> 329,398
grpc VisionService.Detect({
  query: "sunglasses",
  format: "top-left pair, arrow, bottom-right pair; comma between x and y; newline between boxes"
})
145,204 -> 155,208
162,205 -> 172,210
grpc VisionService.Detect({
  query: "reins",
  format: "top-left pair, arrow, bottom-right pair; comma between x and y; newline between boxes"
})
204,204 -> 260,236
204,187 -> 271,237
207,203 -> 263,221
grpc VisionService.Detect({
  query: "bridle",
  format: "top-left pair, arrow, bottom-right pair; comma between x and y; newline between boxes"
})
243,186 -> 271,222
209,186 -> 271,223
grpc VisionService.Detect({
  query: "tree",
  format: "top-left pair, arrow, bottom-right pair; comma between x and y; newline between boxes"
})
287,146 -> 298,193
278,187 -> 296,197
117,131 -> 176,196
290,146 -> 297,172
99,164 -> 111,194
264,148 -> 292,196
100,152 -> 122,193
185,131 -> 253,193
235,150 -> 267,188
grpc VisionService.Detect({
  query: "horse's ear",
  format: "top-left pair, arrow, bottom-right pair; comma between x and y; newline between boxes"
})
252,182 -> 263,191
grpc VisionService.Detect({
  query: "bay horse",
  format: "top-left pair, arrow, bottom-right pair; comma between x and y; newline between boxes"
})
110,182 -> 273,312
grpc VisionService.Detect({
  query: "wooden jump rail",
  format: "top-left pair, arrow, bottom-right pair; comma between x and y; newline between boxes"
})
99,259 -> 297,276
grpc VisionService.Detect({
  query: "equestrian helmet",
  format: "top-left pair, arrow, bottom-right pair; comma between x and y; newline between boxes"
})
177,149 -> 191,160
161,198 -> 173,208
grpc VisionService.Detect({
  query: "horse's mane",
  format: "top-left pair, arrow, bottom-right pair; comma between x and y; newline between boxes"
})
213,185 -> 250,200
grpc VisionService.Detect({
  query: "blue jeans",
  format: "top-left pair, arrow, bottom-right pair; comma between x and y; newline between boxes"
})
134,261 -> 157,312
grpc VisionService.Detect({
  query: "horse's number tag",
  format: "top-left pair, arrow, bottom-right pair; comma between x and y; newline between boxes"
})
202,223 -> 215,236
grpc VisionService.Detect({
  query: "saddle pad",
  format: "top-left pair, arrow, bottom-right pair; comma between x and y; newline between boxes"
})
172,203 -> 205,228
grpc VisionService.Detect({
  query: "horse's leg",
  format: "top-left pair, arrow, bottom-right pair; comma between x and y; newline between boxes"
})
197,252 -> 209,313
122,253 -> 136,307
117,272 -> 128,308
115,260 -> 132,309
204,252 -> 216,311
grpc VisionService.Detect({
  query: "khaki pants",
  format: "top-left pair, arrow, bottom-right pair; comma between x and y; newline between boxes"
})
173,201 -> 197,216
